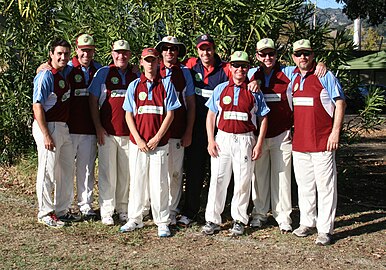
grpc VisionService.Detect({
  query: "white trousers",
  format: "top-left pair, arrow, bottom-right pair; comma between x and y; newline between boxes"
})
293,151 -> 337,234
205,130 -> 255,225
33,120 -> 74,218
98,135 -> 130,219
71,134 -> 97,211
168,138 -> 184,215
127,142 -> 170,226
252,130 -> 292,225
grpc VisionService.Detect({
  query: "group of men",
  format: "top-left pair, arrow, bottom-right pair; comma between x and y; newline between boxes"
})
32,33 -> 345,245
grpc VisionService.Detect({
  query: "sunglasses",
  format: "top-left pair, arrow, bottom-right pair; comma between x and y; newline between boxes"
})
162,46 -> 178,52
231,63 -> 249,69
293,51 -> 312,57
257,51 -> 275,57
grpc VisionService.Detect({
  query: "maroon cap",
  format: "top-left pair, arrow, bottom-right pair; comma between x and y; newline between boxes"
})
196,34 -> 215,48
141,47 -> 159,59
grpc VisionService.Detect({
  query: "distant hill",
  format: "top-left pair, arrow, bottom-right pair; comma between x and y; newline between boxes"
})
317,8 -> 386,37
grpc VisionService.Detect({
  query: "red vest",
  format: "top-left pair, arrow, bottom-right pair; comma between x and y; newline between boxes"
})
251,63 -> 293,138
67,57 -> 99,134
100,65 -> 137,136
292,64 -> 333,152
130,73 -> 171,146
159,62 -> 187,138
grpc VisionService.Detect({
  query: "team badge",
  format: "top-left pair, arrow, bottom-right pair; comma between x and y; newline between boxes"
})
75,89 -> 81,96
111,77 -> 119,84
138,107 -> 143,114
58,80 -> 65,89
119,40 -> 125,46
61,90 -> 70,102
75,74 -> 82,83
195,87 -> 202,95
195,73 -> 202,82
223,96 -> 232,105
294,83 -> 299,92
83,36 -> 89,43
139,92 -> 147,101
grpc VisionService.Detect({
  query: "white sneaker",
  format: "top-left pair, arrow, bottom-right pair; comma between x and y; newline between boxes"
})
293,225 -> 314,237
315,233 -> 332,246
158,224 -> 171,237
177,215 -> 192,227
279,223 -> 292,233
101,216 -> 114,226
119,221 -> 144,233
38,213 -> 65,228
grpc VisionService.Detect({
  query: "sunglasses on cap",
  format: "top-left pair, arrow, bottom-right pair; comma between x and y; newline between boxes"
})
293,51 -> 312,57
162,46 -> 178,52
231,63 -> 249,69
257,51 -> 275,57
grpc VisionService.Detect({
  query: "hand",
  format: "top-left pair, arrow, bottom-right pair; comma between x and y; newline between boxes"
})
326,131 -> 340,151
252,144 -> 262,160
96,127 -> 108,145
147,135 -> 160,151
43,134 -> 55,151
37,62 -> 52,74
315,62 -> 327,78
131,64 -> 140,74
137,138 -> 150,152
207,140 -> 220,157
181,132 -> 192,147
247,80 -> 260,93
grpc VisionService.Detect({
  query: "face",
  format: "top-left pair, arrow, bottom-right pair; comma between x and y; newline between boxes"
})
197,44 -> 215,65
76,47 -> 95,67
256,49 -> 277,68
292,50 -> 314,71
161,44 -> 178,65
112,50 -> 131,69
230,61 -> 249,81
140,56 -> 159,74
49,46 -> 70,70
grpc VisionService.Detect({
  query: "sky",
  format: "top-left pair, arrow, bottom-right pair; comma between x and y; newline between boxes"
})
311,0 -> 344,9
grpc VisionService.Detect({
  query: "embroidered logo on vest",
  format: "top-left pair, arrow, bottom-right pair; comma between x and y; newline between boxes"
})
75,74 -> 82,83
139,92 -> 147,101
223,96 -> 232,105
195,73 -> 202,82
111,77 -> 119,84
58,80 -> 65,89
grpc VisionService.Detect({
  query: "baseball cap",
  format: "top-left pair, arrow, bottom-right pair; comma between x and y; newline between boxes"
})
155,36 -> 187,57
256,38 -> 275,52
141,48 -> 159,59
112,40 -> 130,51
76,34 -> 95,49
230,51 -> 249,63
293,39 -> 312,52
196,34 -> 215,48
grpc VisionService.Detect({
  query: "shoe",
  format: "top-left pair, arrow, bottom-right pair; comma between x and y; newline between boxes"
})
170,213 -> 177,226
158,224 -> 171,237
293,225 -> 314,237
81,208 -> 97,220
315,233 -> 332,246
119,221 -> 144,232
202,221 -> 221,235
249,217 -> 265,228
58,212 -> 81,222
101,216 -> 114,226
38,213 -> 65,228
177,215 -> 192,227
279,223 -> 292,234
118,212 -> 128,223
229,221 -> 245,236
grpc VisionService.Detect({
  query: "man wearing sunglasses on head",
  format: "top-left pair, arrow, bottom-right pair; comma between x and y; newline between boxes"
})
290,39 -> 346,246
202,51 -> 269,236
248,38 -> 327,234
154,36 -> 196,226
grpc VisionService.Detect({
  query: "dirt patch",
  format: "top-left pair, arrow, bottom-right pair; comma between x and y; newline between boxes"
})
0,123 -> 385,269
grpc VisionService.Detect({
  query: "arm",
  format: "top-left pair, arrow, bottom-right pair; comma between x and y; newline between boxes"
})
36,62 -> 51,74
147,110 -> 175,150
206,110 -> 219,157
314,62 -> 327,78
89,94 -> 108,145
327,99 -> 346,151
252,116 -> 268,160
125,111 -> 149,152
33,103 -> 55,151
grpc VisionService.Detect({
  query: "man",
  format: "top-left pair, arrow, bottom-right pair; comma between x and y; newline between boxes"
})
202,51 -> 269,236
67,34 -> 102,219
120,48 -> 181,237
177,34 -> 232,226
32,38 -> 74,227
88,40 -> 138,226
154,36 -> 195,225
290,39 -> 346,246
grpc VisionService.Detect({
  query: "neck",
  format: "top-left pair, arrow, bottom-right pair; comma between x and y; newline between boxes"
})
145,70 -> 157,81
233,78 -> 245,86
202,59 -> 215,69
164,60 -> 176,68
51,63 -> 64,72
